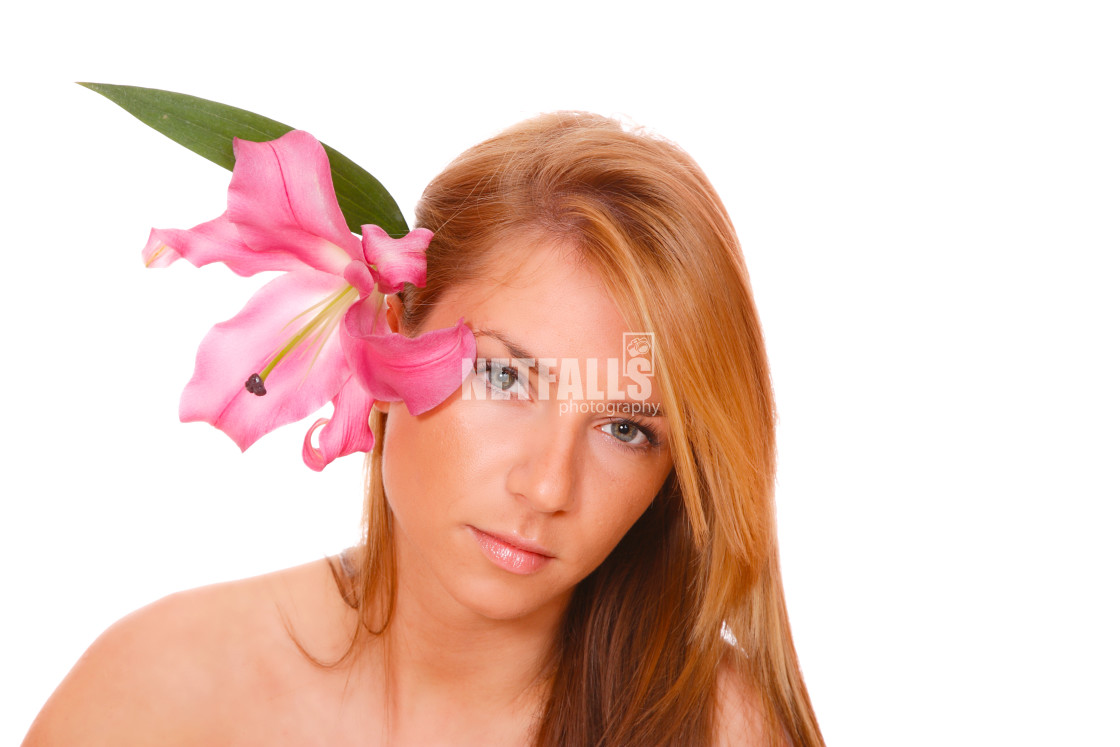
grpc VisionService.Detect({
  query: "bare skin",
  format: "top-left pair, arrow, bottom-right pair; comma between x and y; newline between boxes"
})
24,556 -> 375,746
24,555 -> 766,745
24,236 -> 766,745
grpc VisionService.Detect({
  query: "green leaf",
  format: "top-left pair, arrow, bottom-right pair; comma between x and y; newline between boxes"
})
78,82 -> 409,237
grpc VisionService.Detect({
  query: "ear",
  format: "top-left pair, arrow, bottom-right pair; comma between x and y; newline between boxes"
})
372,295 -> 405,415
384,294 -> 404,334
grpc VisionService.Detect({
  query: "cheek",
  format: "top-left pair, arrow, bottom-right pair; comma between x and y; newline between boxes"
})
381,404 -> 456,522
379,398 -> 513,520
574,456 -> 671,566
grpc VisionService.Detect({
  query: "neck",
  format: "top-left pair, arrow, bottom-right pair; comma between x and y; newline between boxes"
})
369,525 -> 569,731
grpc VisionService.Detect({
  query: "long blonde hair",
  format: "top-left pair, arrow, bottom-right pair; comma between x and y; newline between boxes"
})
323,112 -> 822,746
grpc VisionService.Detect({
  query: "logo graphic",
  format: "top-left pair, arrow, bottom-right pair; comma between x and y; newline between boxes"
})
460,332 -> 657,408
623,333 -> 655,376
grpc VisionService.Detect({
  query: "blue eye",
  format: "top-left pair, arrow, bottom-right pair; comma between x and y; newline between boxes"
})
600,420 -> 656,447
478,360 -> 528,399
487,363 -> 517,391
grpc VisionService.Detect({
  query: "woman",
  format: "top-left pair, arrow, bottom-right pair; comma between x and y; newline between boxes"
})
25,112 -> 822,745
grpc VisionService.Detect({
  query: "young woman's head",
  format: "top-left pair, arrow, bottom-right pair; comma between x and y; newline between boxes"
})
339,112 -> 821,746
377,230 -> 675,623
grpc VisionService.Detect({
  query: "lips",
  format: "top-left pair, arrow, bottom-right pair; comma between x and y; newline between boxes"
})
468,526 -> 554,575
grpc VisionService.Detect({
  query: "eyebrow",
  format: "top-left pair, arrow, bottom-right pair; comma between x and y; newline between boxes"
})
474,327 -> 666,416
475,328 -> 537,365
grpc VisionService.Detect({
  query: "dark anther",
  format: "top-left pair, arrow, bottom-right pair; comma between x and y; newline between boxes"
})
245,373 -> 267,396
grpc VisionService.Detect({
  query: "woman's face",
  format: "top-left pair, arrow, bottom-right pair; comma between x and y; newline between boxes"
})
379,234 -> 674,623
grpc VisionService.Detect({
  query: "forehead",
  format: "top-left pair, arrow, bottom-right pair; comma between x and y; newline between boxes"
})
420,234 -> 659,395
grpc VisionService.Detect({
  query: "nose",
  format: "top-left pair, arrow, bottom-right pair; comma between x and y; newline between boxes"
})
505,405 -> 579,514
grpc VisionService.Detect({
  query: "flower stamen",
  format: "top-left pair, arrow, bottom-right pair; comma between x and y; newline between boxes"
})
245,373 -> 267,396
247,285 -> 362,396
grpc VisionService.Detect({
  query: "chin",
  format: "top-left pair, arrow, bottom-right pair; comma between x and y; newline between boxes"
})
451,574 -> 570,623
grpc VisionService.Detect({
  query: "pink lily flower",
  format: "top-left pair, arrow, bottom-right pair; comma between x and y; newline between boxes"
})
141,130 -> 475,470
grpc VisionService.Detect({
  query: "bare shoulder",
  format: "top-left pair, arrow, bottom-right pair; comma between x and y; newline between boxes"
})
714,653 -> 786,747
23,556 -> 354,746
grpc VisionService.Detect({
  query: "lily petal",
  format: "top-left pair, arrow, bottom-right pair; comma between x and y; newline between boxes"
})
226,131 -> 362,276
362,225 -> 432,293
301,373 -> 376,471
180,270 -> 353,451
342,259 -> 378,298
142,215 -> 306,277
343,297 -> 476,416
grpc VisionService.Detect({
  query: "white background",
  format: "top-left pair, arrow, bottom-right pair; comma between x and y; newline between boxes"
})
2,1 -> 1117,744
